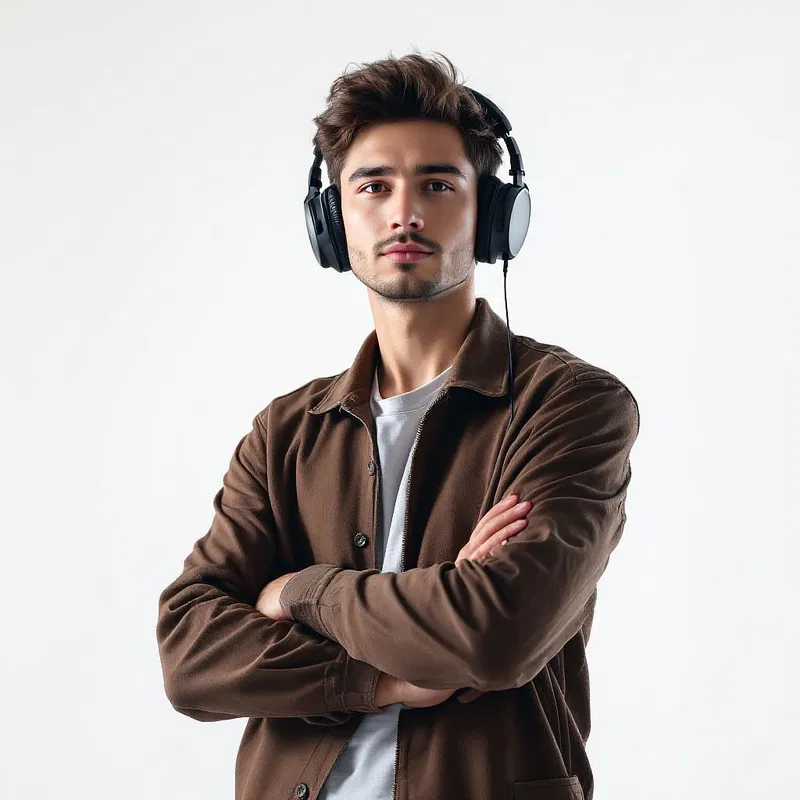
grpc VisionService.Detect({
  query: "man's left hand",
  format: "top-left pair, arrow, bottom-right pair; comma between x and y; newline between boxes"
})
255,573 -> 297,621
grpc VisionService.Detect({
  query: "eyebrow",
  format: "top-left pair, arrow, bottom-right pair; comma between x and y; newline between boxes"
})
347,164 -> 468,183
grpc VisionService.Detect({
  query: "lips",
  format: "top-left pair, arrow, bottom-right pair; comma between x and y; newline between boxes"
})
381,249 -> 433,263
381,246 -> 434,255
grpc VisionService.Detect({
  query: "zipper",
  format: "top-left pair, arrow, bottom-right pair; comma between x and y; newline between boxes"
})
341,388 -> 448,800
391,708 -> 401,800
372,448 -> 383,571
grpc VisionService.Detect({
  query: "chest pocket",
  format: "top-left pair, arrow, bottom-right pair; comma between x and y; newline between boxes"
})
513,775 -> 585,800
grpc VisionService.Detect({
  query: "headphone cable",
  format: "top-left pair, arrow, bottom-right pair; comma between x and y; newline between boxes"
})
502,256 -> 515,425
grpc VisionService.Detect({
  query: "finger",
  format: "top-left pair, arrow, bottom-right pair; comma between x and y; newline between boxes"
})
478,494 -> 519,528
471,497 -> 524,541
458,521 -> 518,564
472,518 -> 529,562
460,496 -> 528,563
472,535 -> 520,565
473,500 -> 530,544
477,541 -> 509,564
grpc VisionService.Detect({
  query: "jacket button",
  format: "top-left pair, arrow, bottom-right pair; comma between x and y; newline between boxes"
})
294,784 -> 309,799
368,460 -> 376,476
353,531 -> 369,548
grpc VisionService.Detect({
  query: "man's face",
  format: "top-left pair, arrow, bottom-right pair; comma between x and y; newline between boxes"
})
339,120 -> 478,302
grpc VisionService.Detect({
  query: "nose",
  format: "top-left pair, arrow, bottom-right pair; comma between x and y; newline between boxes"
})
387,184 -> 424,234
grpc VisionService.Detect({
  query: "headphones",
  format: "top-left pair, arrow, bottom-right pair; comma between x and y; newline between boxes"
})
303,87 -> 531,272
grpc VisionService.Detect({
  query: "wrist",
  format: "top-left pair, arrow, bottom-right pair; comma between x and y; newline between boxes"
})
375,673 -> 400,708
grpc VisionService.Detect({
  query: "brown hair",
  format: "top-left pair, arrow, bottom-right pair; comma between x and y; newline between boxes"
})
312,50 -> 503,190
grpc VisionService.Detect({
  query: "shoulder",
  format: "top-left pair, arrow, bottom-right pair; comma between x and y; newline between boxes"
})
251,371 -> 343,434
512,334 -> 640,428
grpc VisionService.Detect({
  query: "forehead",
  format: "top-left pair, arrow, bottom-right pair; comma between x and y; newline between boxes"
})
342,120 -> 474,178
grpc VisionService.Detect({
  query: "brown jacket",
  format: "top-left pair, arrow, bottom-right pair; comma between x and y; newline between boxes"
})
156,297 -> 640,800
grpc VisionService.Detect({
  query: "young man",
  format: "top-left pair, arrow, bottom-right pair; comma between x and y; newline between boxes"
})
156,52 -> 640,800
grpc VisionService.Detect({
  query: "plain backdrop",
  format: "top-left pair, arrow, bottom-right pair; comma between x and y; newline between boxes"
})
1,2 -> 798,798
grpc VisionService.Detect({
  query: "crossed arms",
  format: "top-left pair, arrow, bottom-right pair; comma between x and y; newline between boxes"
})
155,376 -> 639,724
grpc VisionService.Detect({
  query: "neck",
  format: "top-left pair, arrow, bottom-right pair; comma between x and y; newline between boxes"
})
368,277 -> 477,399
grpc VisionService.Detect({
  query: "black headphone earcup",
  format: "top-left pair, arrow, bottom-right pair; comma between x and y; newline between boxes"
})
475,174 -> 531,264
475,174 -> 504,264
322,184 -> 351,273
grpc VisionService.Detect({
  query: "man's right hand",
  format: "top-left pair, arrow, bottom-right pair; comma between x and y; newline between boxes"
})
376,493 -> 532,709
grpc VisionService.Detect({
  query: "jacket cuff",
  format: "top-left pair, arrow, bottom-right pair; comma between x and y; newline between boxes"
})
279,564 -> 341,637
326,652 -> 382,714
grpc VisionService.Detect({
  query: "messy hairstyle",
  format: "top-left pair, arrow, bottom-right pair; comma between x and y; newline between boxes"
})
312,50 -> 504,190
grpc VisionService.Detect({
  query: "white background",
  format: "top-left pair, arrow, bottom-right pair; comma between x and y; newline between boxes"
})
1,2 -> 798,798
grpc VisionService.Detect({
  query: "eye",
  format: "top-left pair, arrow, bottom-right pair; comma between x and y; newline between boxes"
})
361,181 -> 454,195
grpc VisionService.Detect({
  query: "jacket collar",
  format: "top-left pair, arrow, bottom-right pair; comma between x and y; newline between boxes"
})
309,296 -> 512,415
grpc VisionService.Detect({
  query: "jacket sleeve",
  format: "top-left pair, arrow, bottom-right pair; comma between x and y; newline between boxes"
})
279,377 -> 640,693
156,411 -> 382,724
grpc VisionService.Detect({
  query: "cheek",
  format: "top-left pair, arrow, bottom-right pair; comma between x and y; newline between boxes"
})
442,203 -> 477,247
446,193 -> 476,226
466,196 -> 478,235
342,203 -> 379,243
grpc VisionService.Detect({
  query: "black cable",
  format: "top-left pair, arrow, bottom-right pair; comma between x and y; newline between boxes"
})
490,256 -> 515,491
502,257 -> 515,424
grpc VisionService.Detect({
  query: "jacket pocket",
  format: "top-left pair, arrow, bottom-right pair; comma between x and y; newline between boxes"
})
513,775 -> 584,800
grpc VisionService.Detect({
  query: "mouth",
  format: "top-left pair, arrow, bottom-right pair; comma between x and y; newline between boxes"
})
380,250 -> 434,263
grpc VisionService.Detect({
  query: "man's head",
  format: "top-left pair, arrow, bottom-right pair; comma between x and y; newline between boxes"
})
312,52 -> 503,302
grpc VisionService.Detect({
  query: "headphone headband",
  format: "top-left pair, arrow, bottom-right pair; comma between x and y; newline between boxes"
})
464,88 -> 526,188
